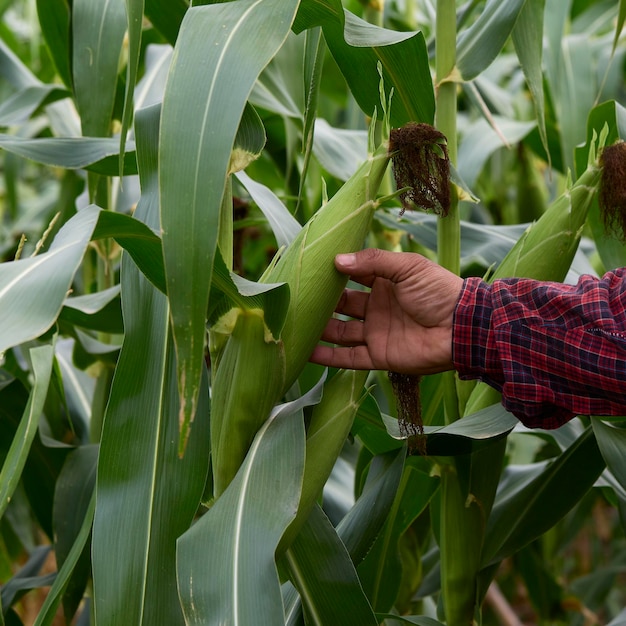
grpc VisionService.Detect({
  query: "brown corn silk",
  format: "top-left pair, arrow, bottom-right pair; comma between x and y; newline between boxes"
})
389,122 -> 450,217
386,123 -> 451,454
599,141 -> 626,239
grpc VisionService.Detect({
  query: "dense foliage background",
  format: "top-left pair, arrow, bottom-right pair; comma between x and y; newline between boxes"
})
1,0 -> 626,624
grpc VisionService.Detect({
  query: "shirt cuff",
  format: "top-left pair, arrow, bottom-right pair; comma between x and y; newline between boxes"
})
452,277 -> 505,390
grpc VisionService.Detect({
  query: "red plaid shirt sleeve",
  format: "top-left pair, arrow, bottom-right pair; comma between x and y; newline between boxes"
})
452,269 -> 626,428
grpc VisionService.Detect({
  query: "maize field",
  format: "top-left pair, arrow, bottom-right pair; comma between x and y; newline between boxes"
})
0,1 -> 626,624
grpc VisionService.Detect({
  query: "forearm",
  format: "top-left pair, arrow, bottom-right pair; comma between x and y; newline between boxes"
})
452,270 -> 626,428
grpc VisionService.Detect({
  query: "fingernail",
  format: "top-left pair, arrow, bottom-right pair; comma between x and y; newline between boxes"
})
336,253 -> 356,269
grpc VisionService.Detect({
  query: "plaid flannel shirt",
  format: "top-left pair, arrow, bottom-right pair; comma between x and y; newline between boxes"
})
452,269 -> 626,428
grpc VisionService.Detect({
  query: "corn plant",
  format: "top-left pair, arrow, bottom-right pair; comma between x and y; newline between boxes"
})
1,1 -> 626,625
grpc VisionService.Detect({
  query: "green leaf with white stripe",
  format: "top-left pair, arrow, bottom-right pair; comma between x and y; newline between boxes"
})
159,0 -> 300,453
176,396 -> 307,626
0,206 -> 100,354
92,103 -> 211,626
0,343 -> 55,521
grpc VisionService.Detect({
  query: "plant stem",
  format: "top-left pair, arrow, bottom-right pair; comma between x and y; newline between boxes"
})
435,0 -> 460,424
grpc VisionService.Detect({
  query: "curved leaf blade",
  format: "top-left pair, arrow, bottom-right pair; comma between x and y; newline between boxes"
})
457,0 -> 527,81
0,206 -> 100,353
0,343 -> 54,521
177,401 -> 305,626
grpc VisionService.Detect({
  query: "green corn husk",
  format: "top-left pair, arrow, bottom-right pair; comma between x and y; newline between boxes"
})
277,369 -> 369,554
210,308 -> 285,497
210,141 -> 392,497
261,142 -> 392,392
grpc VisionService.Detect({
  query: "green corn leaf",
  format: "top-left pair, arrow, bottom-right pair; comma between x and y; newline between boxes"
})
50,445 -> 98,621
72,0 -> 126,137
33,489 -> 95,626
456,0 -> 527,81
0,84 -> 69,127
0,343 -> 54,521
481,427 -> 605,567
36,0 -> 72,88
334,11 -> 433,126
512,0 -> 549,162
0,38 -> 41,89
337,447 -> 406,566
284,504 -> 379,626
119,0 -> 145,172
92,104 -> 211,626
278,369 -> 369,552
144,0 -> 188,45
294,0 -> 434,126
235,171 -> 301,248
0,134 -> 138,176
0,205 -> 100,354
177,393 -> 308,626
159,0 -> 300,454
592,418 -> 626,495
357,456 -> 439,613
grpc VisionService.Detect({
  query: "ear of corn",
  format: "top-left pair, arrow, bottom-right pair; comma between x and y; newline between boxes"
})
210,308 -> 286,497
260,142 -> 391,393
210,140 -> 392,497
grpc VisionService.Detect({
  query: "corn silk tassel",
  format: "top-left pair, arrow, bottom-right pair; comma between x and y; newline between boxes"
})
387,122 -> 451,454
210,114 -> 393,498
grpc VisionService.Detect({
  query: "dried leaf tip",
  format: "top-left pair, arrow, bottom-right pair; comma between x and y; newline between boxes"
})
389,122 -> 450,217
599,141 -> 626,240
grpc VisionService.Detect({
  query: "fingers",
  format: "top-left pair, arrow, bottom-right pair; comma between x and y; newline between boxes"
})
335,248 -> 426,283
320,317 -> 365,346
335,288 -> 368,320
309,344 -> 374,370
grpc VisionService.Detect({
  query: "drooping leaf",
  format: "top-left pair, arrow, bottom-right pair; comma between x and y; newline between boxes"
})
457,0 -> 527,81
159,0 -> 300,452
177,396 -> 306,626
0,206 -> 100,353
0,134 -> 137,176
332,13 -> 432,126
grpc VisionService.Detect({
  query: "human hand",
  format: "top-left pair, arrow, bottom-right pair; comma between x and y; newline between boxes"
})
309,248 -> 464,375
